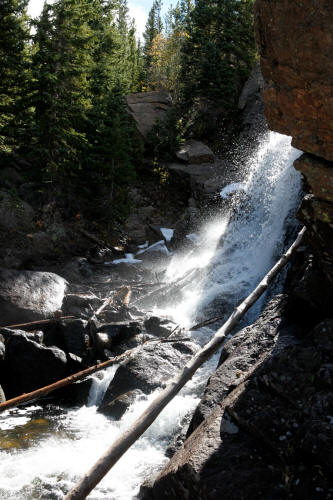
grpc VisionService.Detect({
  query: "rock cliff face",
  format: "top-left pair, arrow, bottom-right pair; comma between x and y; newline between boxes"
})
255,0 -> 333,282
254,0 -> 333,161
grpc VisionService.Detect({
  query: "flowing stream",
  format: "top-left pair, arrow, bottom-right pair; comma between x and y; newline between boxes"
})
0,132 -> 302,499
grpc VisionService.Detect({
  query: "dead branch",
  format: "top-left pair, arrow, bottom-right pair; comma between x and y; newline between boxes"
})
190,315 -> 224,331
0,316 -> 75,331
133,268 -> 199,306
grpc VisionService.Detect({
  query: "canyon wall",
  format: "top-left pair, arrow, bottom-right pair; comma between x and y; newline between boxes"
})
255,0 -> 333,282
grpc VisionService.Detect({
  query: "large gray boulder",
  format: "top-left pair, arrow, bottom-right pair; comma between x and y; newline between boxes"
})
99,340 -> 199,419
0,268 -> 67,326
3,331 -> 68,398
176,140 -> 215,164
126,91 -> 172,139
167,159 -> 229,198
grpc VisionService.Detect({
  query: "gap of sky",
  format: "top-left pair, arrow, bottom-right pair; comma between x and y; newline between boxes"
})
28,0 -> 175,39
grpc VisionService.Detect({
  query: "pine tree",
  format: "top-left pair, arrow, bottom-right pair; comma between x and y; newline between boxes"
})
0,0 -> 30,153
145,0 -> 193,93
180,0 -> 256,109
143,0 -> 163,79
83,0 -> 136,218
31,0 -> 96,177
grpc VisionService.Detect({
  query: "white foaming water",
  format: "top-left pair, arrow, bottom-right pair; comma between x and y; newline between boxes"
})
86,365 -> 118,407
158,132 -> 302,328
0,132 -> 302,499
0,378 -> 200,499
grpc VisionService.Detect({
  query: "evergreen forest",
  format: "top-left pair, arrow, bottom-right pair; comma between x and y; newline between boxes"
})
0,0 -> 256,228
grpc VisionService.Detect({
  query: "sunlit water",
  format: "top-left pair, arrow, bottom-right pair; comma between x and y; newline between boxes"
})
0,132 -> 302,499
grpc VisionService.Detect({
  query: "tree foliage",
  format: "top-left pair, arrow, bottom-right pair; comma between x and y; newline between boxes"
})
0,0 -> 31,153
181,0 -> 256,108
0,0 -> 257,219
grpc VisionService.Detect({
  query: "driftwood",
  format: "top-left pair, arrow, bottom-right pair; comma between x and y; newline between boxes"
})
0,333 -> 192,413
0,316 -> 75,331
0,349 -> 137,414
63,226 -> 306,500
90,296 -> 112,319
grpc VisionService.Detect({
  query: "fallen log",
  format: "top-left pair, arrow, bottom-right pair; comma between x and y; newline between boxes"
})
0,350 -> 135,414
0,316 -> 75,331
63,226 -> 306,500
0,334 -> 192,413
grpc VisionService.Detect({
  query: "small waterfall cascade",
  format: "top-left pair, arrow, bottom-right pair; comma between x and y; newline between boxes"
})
0,132 -> 302,499
86,365 -> 118,408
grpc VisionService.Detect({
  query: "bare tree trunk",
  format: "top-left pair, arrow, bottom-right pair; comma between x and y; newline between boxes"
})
63,227 -> 306,500
0,350 -> 134,414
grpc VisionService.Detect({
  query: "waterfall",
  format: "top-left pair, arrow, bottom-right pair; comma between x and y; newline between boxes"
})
159,131 -> 302,330
0,132 -> 302,500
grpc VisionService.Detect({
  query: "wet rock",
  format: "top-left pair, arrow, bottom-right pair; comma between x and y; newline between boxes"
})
294,154 -> 333,204
99,340 -> 199,419
3,331 -> 68,398
98,305 -> 136,324
0,269 -> 67,326
170,208 -> 200,249
147,302 -> 333,499
66,352 -> 84,372
298,194 -> 333,284
103,389 -> 144,420
144,316 -> 177,338
60,319 -> 91,359
176,140 -> 215,164
165,416 -> 191,459
188,295 -> 291,433
62,293 -> 103,318
94,321 -> 142,355
57,375 -> 93,406
288,255 -> 333,322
